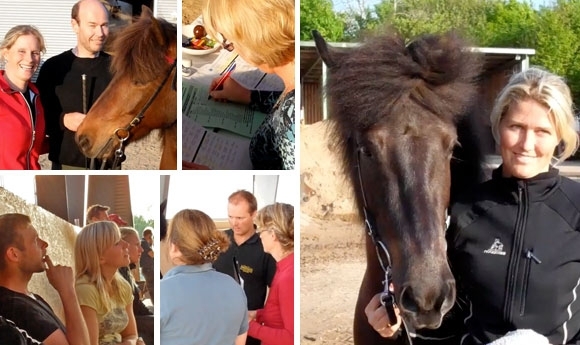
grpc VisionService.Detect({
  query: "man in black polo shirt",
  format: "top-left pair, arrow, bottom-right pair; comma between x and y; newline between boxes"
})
214,190 -> 276,345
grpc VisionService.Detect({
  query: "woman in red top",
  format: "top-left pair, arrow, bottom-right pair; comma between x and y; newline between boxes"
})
0,25 -> 47,170
249,203 -> 294,345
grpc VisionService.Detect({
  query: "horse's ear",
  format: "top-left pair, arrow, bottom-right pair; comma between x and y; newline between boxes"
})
313,30 -> 336,68
142,7 -> 166,47
140,5 -> 153,19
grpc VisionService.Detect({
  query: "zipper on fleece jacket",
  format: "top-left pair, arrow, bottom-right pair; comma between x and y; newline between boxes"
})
21,91 -> 36,170
503,185 -> 529,322
519,249 -> 541,316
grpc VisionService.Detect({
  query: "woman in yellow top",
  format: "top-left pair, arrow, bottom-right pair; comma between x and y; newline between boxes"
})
74,221 -> 144,345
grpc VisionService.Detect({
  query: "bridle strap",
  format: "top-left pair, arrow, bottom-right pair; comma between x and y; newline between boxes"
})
356,143 -> 413,344
90,57 -> 177,170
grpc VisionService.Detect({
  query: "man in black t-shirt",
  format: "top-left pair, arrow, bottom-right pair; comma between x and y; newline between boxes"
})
36,0 -> 113,169
0,316 -> 41,345
0,213 -> 89,345
214,190 -> 277,345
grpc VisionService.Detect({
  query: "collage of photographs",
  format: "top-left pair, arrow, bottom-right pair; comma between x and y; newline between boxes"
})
1,0 -> 580,344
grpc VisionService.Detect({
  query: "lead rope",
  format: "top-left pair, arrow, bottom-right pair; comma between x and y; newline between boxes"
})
356,145 -> 413,344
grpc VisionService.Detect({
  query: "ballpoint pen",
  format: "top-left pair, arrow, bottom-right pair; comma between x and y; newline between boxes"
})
208,62 -> 237,100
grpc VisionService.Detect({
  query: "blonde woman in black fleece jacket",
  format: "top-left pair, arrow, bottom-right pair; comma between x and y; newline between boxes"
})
366,67 -> 580,345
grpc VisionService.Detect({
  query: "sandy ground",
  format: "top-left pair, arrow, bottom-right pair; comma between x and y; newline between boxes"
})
39,129 -> 163,170
300,215 -> 366,345
182,0 -> 202,25
300,121 -> 366,345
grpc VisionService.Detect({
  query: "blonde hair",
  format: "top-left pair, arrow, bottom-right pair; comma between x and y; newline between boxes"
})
120,227 -> 139,241
74,221 -> 131,313
168,209 -> 229,265
490,67 -> 579,163
256,203 -> 294,251
0,25 -> 46,64
202,0 -> 294,68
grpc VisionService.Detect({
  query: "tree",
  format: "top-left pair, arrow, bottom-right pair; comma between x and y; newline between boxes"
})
476,0 -> 538,47
133,214 -> 154,236
301,0 -> 345,41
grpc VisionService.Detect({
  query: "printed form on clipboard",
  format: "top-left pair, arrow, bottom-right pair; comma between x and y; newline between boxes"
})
182,48 -> 285,169
182,114 -> 253,170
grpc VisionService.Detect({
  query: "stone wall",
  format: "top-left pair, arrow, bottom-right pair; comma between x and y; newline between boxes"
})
0,187 -> 77,323
300,121 -> 358,221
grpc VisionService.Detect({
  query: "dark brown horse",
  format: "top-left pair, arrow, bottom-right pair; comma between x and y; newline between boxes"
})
75,6 -> 177,170
314,30 -> 485,343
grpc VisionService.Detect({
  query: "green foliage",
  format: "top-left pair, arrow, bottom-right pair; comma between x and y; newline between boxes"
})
300,0 -> 344,41
133,214 -> 154,236
534,1 -> 580,104
476,0 -> 538,47
325,0 -> 580,106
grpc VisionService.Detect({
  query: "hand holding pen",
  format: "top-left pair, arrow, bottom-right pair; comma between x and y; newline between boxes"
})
208,62 -> 237,100
208,67 -> 252,104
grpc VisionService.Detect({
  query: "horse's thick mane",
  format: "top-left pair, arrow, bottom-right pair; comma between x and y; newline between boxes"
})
322,29 -> 486,201
110,13 -> 176,84
326,30 -> 482,130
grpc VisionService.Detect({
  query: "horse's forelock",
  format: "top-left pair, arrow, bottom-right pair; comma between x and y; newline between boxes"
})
327,30 -> 481,132
325,30 -> 485,211
110,15 -> 176,84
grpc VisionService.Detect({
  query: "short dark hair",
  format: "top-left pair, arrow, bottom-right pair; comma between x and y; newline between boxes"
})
0,214 -> 29,270
228,190 -> 258,213
143,228 -> 153,237
86,204 -> 110,223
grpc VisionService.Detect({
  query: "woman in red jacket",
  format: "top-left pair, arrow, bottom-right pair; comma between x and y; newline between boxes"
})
249,203 -> 294,345
0,25 -> 47,170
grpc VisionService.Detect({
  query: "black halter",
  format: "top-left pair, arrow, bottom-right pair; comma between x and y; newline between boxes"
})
355,142 -> 414,343
90,58 -> 177,170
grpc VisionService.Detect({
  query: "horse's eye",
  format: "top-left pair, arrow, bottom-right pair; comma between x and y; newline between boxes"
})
359,146 -> 372,157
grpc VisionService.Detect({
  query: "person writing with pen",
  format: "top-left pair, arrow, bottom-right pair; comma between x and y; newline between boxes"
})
200,0 -> 295,170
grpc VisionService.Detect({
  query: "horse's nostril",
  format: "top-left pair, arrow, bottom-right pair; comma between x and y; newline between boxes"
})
78,135 -> 90,152
399,285 -> 419,314
441,279 -> 456,313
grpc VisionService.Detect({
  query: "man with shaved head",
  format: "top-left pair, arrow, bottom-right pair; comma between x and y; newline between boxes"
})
37,0 -> 114,170
0,213 -> 89,345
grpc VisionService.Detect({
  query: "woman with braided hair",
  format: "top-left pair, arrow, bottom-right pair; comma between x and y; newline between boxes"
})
160,209 -> 248,345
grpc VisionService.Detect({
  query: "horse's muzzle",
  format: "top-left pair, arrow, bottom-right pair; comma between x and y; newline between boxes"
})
398,278 -> 456,329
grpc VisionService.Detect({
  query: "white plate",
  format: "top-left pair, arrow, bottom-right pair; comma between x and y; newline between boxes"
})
183,44 -> 221,56
182,23 -> 221,56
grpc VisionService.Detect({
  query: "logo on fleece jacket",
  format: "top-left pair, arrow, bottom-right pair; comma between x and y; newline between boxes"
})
483,238 -> 507,256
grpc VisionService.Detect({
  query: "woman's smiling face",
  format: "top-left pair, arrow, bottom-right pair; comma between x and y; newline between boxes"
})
2,34 -> 41,84
499,98 -> 560,179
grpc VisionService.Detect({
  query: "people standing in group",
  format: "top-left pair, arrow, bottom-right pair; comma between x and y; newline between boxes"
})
202,0 -> 295,170
366,67 -> 580,344
74,221 -> 143,345
248,203 -> 294,345
160,209 -> 248,345
0,25 -> 48,170
139,227 -> 154,304
120,227 -> 153,345
36,0 -> 113,170
0,213 -> 90,345
213,190 -> 277,345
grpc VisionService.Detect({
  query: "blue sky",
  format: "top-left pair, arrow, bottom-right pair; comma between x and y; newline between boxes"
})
333,0 -> 554,12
